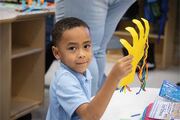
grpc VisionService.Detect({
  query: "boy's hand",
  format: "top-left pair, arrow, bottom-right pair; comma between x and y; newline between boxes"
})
110,55 -> 133,82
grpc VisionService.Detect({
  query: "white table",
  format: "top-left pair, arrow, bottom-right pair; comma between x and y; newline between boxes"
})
101,87 -> 160,120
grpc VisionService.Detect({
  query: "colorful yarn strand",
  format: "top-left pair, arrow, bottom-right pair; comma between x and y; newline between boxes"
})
136,39 -> 149,94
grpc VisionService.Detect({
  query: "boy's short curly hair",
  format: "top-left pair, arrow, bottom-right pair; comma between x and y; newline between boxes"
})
52,17 -> 90,46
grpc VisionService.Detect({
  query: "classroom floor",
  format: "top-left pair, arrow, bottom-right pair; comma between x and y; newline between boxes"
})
31,53 -> 180,120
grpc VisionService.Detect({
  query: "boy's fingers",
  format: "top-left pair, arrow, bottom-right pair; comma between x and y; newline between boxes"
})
124,55 -> 133,60
126,64 -> 132,70
118,55 -> 133,63
123,62 -> 132,70
125,68 -> 132,76
121,55 -> 133,60
119,59 -> 132,71
121,65 -> 132,77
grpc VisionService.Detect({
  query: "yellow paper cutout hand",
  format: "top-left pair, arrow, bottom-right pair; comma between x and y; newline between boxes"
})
119,18 -> 150,87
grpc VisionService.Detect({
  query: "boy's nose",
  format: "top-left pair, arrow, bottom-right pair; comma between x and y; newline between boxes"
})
78,49 -> 86,58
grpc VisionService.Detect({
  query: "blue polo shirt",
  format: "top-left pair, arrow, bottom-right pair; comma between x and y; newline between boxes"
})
46,63 -> 92,120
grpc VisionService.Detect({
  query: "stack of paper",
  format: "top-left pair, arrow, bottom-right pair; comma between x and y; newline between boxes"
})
149,98 -> 180,120
142,80 -> 180,120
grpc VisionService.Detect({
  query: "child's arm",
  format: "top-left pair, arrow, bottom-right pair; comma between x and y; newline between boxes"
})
76,55 -> 133,120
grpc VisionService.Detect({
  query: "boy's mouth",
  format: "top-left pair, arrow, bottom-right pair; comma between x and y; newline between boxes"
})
76,61 -> 88,65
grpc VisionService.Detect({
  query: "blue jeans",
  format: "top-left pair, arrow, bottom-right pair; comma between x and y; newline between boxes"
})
55,0 -> 136,96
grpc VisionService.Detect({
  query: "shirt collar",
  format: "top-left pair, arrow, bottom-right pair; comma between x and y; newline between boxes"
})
60,62 -> 92,82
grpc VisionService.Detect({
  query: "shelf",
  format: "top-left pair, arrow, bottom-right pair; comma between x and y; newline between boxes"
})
12,46 -> 43,59
0,7 -> 46,120
11,97 -> 41,120
11,51 -> 44,119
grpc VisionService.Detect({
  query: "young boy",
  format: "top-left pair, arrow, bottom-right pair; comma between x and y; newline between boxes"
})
46,17 -> 133,120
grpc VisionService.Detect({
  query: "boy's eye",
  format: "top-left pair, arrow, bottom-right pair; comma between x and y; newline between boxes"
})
68,47 -> 76,51
84,44 -> 91,49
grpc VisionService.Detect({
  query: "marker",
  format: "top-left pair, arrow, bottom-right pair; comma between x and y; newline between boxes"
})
131,113 -> 141,117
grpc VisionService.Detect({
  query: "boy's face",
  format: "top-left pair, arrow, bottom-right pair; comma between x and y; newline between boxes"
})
53,26 -> 92,74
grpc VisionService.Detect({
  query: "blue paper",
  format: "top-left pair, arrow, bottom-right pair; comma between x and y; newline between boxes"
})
159,80 -> 180,102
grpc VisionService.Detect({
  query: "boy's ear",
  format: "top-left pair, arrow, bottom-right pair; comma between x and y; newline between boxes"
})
52,46 -> 61,60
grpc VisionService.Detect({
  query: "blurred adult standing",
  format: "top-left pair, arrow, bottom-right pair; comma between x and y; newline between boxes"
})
55,0 -> 136,95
